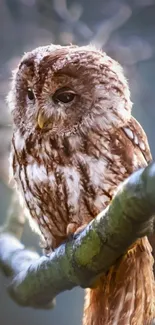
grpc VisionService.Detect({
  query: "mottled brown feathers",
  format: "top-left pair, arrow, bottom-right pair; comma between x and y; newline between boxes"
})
8,44 -> 155,324
83,238 -> 155,325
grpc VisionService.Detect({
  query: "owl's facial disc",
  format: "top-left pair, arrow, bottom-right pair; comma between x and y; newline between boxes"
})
8,44 -> 132,137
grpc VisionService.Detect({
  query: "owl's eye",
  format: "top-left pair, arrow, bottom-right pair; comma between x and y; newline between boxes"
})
53,89 -> 76,104
27,88 -> 35,101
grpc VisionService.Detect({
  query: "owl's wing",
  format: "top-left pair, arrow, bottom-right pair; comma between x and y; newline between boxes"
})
122,116 -> 152,166
122,116 -> 155,276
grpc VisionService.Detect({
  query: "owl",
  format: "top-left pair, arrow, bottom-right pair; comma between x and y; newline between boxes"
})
8,44 -> 155,325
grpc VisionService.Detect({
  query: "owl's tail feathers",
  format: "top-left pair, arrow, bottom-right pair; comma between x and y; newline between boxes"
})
83,237 -> 155,325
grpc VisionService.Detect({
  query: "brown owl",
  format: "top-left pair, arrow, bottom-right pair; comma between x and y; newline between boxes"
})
8,44 -> 155,325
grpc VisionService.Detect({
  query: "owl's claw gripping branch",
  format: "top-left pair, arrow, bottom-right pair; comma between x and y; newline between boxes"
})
0,163 -> 155,309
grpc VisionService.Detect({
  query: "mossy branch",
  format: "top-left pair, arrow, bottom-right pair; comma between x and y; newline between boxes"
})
0,163 -> 155,309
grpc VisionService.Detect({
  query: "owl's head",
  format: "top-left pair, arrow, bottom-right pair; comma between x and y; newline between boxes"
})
8,44 -> 132,138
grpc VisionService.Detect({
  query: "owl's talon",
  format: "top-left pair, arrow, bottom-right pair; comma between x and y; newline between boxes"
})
74,224 -> 87,235
66,223 -> 87,240
66,222 -> 79,237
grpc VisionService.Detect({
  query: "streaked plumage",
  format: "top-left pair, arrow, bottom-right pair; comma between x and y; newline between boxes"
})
8,44 -> 154,324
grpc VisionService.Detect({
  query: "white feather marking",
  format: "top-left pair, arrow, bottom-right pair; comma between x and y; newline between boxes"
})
77,153 -> 107,186
43,215 -> 50,224
134,134 -> 138,145
133,153 -> 138,168
123,127 -> 134,140
27,155 -> 33,163
59,166 -> 80,210
139,141 -> 145,151
44,141 -> 51,153
49,174 -> 55,184
39,217 -> 46,226
90,159 -> 107,186
120,166 -> 126,174
25,191 -> 34,202
26,163 -> 48,184
14,129 -> 25,152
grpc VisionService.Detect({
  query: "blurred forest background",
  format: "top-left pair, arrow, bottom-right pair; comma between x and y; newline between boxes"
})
0,0 -> 155,324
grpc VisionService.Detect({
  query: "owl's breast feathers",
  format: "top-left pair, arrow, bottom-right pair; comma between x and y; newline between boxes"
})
12,116 -> 151,251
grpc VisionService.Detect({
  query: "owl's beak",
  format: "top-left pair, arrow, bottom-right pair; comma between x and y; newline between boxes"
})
37,111 -> 47,129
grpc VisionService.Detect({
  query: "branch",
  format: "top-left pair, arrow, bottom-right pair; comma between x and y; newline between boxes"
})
0,163 -> 155,309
